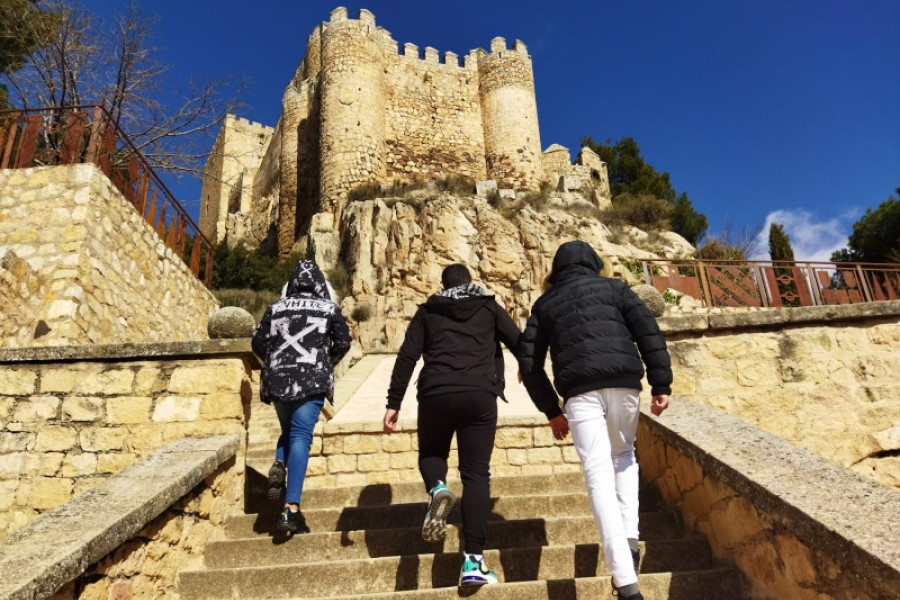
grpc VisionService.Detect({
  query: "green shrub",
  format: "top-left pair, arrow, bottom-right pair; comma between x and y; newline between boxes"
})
351,304 -> 372,322
436,174 -> 476,195
212,242 -> 305,293
328,261 -> 351,298
348,182 -> 382,202
486,189 -> 501,208
600,193 -> 672,231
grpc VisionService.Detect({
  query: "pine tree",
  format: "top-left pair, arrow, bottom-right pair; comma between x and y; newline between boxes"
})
768,223 -> 795,263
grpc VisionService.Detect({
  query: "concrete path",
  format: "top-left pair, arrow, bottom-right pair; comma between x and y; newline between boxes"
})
329,351 -> 549,425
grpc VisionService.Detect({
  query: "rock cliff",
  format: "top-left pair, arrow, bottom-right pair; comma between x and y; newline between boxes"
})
320,189 -> 694,352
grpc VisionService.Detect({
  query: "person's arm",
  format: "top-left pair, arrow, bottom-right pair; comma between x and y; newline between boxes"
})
493,301 -> 522,353
621,285 -> 673,397
517,311 -> 564,420
385,307 -> 426,412
251,306 -> 273,360
329,307 -> 353,365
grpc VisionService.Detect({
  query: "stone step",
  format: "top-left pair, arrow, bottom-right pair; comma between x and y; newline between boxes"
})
177,557 -> 744,599
205,525 -> 710,569
223,506 -> 682,542
242,470 -> 652,511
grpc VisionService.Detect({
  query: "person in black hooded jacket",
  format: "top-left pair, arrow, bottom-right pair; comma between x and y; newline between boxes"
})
252,259 -> 352,534
518,241 -> 672,600
383,264 -> 543,586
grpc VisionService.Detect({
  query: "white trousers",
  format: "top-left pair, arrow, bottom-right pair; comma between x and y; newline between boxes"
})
566,388 -> 640,588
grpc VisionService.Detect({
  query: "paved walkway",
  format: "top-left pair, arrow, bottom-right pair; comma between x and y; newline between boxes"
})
329,351 -> 549,425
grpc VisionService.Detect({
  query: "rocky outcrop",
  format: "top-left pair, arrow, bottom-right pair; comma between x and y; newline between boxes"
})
329,191 -> 694,351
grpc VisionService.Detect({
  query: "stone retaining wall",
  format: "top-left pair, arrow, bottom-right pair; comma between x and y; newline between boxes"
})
659,301 -> 900,488
0,341 -> 254,539
0,164 -> 219,349
0,435 -> 240,600
304,416 -> 577,489
639,399 -> 900,600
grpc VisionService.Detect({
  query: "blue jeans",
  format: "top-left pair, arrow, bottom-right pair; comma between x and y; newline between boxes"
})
274,396 -> 324,506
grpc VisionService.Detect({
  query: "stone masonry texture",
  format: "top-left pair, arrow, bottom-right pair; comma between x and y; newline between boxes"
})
0,347 -> 252,539
0,165 -> 219,349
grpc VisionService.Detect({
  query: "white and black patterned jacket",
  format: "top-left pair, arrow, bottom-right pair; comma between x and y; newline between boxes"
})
252,260 -> 352,404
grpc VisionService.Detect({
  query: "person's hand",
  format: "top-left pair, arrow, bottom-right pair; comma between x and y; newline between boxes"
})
650,395 -> 670,417
549,414 -> 569,440
383,409 -> 399,434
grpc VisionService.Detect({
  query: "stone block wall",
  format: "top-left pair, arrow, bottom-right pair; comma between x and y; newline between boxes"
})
0,165 -> 219,348
639,399 -> 900,600
662,305 -> 900,487
0,341 -> 254,539
303,416 -> 580,489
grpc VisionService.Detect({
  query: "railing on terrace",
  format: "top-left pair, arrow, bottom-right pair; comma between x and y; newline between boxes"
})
0,105 -> 213,286
640,258 -> 900,308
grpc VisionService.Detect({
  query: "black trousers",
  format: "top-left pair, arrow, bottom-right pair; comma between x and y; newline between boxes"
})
417,390 -> 497,555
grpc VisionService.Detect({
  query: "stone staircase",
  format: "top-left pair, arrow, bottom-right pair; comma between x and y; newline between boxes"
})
176,404 -> 748,599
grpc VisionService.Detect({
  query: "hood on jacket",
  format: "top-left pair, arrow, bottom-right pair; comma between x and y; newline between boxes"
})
548,241 -> 604,285
423,294 -> 493,322
285,259 -> 330,299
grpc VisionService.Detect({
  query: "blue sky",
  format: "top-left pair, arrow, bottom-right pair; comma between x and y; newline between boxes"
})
80,0 -> 900,261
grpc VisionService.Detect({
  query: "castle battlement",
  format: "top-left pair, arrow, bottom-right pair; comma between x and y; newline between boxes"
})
204,6 -> 558,258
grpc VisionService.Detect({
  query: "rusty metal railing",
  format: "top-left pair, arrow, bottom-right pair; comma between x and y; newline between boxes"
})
0,105 -> 214,286
640,258 -> 900,308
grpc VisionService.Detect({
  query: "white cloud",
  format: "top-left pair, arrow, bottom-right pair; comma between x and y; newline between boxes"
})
750,209 -> 858,262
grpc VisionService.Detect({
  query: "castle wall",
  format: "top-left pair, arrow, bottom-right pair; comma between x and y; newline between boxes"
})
478,38 -> 543,189
200,115 -> 274,246
318,7 -> 387,225
382,46 -> 487,183
0,165 -> 218,348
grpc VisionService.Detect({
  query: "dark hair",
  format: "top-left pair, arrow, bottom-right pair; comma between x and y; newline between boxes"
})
441,263 -> 471,289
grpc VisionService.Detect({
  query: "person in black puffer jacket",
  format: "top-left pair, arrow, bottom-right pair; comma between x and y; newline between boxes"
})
252,259 -> 352,534
518,241 -> 672,600
383,264 -> 541,586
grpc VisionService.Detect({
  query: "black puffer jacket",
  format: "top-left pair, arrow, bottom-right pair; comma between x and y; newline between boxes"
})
518,241 -> 672,405
252,260 -> 352,404
386,293 -> 530,411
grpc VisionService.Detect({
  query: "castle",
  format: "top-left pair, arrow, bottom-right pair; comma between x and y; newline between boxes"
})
199,6 -> 610,259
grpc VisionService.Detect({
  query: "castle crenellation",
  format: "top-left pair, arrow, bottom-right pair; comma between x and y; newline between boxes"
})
201,6 -> 605,257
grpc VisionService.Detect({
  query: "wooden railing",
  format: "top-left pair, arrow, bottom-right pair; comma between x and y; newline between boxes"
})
640,258 -> 900,308
0,105 -> 213,286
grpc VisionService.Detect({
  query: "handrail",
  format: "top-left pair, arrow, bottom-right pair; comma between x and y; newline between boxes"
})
638,258 -> 900,308
0,105 -> 214,286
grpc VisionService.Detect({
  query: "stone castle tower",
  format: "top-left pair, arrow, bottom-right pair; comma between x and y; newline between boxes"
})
201,7 -> 607,259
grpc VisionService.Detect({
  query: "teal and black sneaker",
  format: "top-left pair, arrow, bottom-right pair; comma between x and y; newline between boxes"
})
460,554 -> 498,586
422,481 -> 456,542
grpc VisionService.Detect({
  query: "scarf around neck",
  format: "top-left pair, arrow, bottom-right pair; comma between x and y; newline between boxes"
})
440,283 -> 486,299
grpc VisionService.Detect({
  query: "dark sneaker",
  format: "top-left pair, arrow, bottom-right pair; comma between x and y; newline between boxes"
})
277,507 -> 310,534
613,589 -> 644,600
422,481 -> 456,542
267,461 -> 286,501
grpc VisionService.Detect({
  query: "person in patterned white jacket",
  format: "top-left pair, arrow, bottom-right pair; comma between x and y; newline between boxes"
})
252,259 -> 352,534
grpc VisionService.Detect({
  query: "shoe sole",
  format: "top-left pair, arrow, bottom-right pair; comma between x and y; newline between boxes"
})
267,484 -> 284,502
422,488 -> 456,542
460,575 -> 498,586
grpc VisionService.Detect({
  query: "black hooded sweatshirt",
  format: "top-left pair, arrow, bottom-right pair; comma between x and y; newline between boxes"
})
386,292 -> 533,412
519,241 -> 673,405
252,260 -> 352,404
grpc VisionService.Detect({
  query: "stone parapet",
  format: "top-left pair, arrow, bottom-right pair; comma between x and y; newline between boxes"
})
0,434 -> 240,600
0,341 -> 254,538
0,165 -> 219,349
639,399 -> 900,600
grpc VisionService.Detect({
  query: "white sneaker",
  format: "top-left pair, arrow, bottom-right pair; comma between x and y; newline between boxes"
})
460,554 -> 498,585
